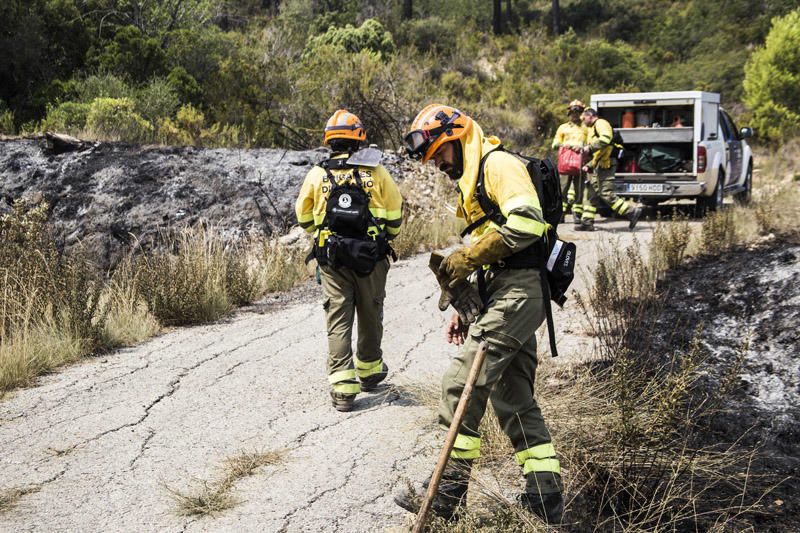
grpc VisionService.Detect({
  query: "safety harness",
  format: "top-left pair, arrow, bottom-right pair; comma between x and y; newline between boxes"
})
307,157 -> 395,276
460,146 -> 576,357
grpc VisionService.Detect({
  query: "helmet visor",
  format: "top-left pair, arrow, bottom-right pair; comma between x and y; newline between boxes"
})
403,129 -> 432,159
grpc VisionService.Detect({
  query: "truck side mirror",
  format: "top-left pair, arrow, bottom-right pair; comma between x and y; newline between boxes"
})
739,127 -> 753,139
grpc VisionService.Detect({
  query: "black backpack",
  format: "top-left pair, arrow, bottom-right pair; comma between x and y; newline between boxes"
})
461,146 -> 576,357
309,159 -> 393,276
593,124 -> 625,161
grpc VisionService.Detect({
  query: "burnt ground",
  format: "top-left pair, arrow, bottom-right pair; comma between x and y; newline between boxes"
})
651,234 -> 800,530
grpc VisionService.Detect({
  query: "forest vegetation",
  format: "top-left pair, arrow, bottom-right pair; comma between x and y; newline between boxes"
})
2,0 -> 799,149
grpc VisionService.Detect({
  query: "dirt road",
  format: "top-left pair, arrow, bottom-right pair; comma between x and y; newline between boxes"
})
0,220 -> 655,532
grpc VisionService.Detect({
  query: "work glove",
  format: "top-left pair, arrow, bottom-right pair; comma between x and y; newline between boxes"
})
438,231 -> 513,288
429,252 -> 483,324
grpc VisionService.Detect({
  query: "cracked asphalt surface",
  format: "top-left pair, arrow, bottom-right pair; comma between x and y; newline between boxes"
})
0,220 -> 654,532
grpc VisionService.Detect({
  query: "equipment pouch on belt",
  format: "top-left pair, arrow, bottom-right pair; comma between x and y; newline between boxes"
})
326,234 -> 386,276
544,239 -> 576,307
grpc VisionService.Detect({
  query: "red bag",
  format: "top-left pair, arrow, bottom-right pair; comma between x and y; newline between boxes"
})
557,146 -> 583,176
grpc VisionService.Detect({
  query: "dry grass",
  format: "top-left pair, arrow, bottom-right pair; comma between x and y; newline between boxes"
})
0,486 -> 39,514
0,205 -> 310,394
168,450 -> 285,516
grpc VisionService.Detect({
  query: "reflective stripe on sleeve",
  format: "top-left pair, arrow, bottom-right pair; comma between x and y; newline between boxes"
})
369,207 -> 387,219
501,194 -> 543,216
506,213 -> 546,236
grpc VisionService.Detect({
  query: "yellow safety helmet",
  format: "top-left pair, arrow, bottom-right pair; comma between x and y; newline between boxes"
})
567,99 -> 585,113
323,109 -> 367,145
404,104 -> 472,162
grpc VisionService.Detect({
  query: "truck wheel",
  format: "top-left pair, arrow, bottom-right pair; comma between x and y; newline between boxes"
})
696,170 -> 724,216
734,162 -> 752,206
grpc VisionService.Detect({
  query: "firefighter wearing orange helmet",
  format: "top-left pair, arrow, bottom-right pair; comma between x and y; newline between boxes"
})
295,109 -> 403,412
395,105 -> 563,525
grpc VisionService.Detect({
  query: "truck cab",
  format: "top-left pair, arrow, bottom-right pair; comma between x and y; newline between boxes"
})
590,91 -> 754,211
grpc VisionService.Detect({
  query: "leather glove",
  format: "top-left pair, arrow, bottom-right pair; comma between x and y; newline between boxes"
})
429,252 -> 483,323
438,231 -> 513,288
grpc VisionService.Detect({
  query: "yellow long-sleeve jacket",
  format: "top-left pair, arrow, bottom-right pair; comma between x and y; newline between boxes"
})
551,121 -> 587,149
295,154 -> 403,241
455,122 -> 546,255
587,118 -> 614,170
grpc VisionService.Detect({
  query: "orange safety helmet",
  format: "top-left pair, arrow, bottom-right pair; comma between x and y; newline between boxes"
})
323,109 -> 367,145
567,99 -> 585,113
404,104 -> 472,162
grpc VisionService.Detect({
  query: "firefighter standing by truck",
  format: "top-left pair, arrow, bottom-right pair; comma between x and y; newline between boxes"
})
579,107 -> 642,231
552,99 -> 588,220
395,104 -> 564,525
295,109 -> 403,412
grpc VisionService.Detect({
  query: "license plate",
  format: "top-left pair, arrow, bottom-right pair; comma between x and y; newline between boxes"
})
627,183 -> 664,193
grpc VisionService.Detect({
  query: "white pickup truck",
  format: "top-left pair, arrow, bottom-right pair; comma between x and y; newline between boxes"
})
590,91 -> 753,211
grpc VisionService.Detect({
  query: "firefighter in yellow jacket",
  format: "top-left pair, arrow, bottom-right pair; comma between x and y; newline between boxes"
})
580,108 -> 642,230
552,99 -> 588,219
295,109 -> 403,412
395,105 -> 563,525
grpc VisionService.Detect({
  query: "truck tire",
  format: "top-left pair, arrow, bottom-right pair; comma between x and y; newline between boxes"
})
734,161 -> 752,206
696,169 -> 724,216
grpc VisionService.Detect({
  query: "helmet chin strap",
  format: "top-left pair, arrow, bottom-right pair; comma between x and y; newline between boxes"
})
446,140 -> 465,180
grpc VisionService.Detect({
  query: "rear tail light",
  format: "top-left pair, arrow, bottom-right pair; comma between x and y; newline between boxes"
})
697,146 -> 707,173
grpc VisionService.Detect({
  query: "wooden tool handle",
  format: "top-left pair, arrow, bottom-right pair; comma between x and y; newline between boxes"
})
412,341 -> 488,533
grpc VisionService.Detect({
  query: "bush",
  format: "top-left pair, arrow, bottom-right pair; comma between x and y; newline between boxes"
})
41,101 -> 91,134
0,200 -> 105,392
744,8 -> 800,142
90,25 -> 167,82
303,18 -> 395,59
396,17 -> 457,54
135,78 -> 180,123
72,73 -> 133,102
85,97 -> 152,141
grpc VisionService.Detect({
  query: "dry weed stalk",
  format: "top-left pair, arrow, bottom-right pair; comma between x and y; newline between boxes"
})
167,450 -> 285,517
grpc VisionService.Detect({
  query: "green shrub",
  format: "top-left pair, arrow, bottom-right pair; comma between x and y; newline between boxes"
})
41,101 -> 91,134
744,8 -> 800,142
304,18 -> 395,59
136,78 -> 180,123
85,97 -> 152,141
0,110 -> 14,135
90,25 -> 167,82
72,73 -> 133,103
396,16 -> 457,54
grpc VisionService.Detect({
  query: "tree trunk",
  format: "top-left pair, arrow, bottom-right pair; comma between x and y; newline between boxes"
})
506,0 -> 512,31
493,0 -> 502,34
552,0 -> 560,35
403,0 -> 412,20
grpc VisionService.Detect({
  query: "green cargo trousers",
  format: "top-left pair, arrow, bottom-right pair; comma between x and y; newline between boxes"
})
583,163 -> 633,219
319,259 -> 389,395
438,268 -> 561,492
558,174 -> 578,212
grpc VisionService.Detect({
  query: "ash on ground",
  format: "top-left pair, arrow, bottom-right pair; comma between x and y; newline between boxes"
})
655,235 -> 799,529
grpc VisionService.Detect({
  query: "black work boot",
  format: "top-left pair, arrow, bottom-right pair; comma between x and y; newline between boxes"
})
359,362 -> 389,392
627,206 -> 643,229
574,218 -> 594,231
330,389 -> 357,412
519,472 -> 564,525
394,459 -> 472,521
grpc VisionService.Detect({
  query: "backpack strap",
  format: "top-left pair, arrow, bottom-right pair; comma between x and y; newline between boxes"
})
459,146 -> 507,238
458,149 -> 561,358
